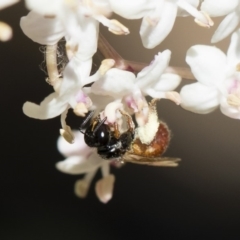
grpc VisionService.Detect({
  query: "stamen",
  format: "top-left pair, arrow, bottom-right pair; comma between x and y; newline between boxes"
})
0,22 -> 12,41
99,59 -> 115,75
227,94 -> 240,107
236,63 -> 240,72
145,17 -> 159,26
194,11 -> 214,28
74,102 -> 89,117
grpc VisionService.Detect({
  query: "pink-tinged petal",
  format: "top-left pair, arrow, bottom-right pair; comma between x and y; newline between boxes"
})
136,50 -> 171,89
57,130 -> 92,158
180,82 -> 220,114
186,45 -> 226,86
25,0 -> 62,15
20,11 -> 65,45
220,98 -> 240,119
152,73 -> 182,91
140,1 -> 178,48
211,12 -> 240,43
91,68 -> 135,98
227,29 -> 240,67
56,152 -> 104,175
201,0 -> 239,17
22,92 -> 68,119
95,174 -> 115,203
108,0 -> 154,19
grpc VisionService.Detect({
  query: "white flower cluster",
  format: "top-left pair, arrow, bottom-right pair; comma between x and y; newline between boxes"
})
2,0 -> 240,202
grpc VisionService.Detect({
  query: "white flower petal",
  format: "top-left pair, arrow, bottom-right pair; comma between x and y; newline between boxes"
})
152,73 -> 182,91
180,82 -> 220,114
25,0 -> 62,15
186,45 -> 226,86
227,29 -> 240,67
201,0 -> 239,17
22,92 -> 68,119
211,11 -> 240,43
57,130 -> 92,157
20,11 -> 65,45
103,101 -> 123,123
95,174 -> 115,203
220,98 -> 240,119
177,0 -> 199,16
91,68 -> 135,98
108,0 -> 154,19
140,1 -> 178,48
136,50 -> 171,89
72,17 -> 99,61
0,0 -> 18,10
86,91 -> 115,113
56,152 -> 104,175
59,59 -> 92,96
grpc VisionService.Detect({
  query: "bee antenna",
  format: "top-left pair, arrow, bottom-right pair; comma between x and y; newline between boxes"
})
79,110 -> 95,132
93,117 -> 107,135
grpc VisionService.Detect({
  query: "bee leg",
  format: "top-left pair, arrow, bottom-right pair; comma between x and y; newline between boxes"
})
119,109 -> 135,133
79,110 -> 95,133
93,117 -> 107,135
113,122 -> 121,139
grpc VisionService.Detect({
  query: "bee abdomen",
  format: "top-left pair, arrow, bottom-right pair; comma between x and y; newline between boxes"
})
131,122 -> 170,157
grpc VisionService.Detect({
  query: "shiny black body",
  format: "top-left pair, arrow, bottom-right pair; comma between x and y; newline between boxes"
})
80,112 -> 134,160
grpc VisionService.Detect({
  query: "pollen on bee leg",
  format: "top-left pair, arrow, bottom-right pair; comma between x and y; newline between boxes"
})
136,99 -> 160,145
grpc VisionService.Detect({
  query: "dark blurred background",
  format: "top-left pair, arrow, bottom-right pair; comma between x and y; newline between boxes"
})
1,2 -> 240,240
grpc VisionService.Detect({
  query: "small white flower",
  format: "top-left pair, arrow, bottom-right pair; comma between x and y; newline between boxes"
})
180,29 -> 240,119
56,130 -> 115,203
201,0 -> 240,43
108,0 -> 213,48
91,50 -> 181,124
22,55 -> 115,143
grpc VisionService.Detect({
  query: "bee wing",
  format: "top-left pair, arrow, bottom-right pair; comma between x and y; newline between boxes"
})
122,153 -> 180,167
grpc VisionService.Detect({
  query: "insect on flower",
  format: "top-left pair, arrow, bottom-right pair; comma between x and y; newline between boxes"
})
80,99 -> 180,167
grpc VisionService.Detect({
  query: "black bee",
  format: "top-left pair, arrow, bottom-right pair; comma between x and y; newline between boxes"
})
80,99 -> 180,167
